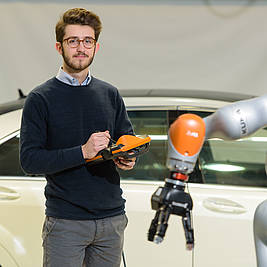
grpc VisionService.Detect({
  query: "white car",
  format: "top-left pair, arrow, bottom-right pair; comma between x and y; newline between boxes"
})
0,89 -> 267,267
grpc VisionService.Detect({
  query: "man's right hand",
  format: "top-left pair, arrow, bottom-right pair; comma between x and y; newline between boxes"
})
81,131 -> 111,159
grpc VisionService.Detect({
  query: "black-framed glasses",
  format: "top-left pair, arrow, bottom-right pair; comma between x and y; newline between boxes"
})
63,36 -> 96,49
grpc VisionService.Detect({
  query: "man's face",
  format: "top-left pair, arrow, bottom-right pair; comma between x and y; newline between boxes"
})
56,24 -> 98,72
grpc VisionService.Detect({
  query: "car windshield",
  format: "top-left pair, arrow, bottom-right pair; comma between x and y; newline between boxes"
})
200,127 -> 267,187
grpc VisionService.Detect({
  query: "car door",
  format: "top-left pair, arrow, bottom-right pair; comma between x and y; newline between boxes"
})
120,107 -> 267,267
0,131 -> 46,267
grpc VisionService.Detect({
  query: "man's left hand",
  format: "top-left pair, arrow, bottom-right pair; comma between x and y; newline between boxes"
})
113,157 -> 136,170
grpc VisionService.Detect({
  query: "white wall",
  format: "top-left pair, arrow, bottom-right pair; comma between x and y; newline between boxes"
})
1,0 -> 267,103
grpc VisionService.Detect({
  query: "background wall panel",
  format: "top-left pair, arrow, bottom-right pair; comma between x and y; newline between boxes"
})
0,0 -> 266,103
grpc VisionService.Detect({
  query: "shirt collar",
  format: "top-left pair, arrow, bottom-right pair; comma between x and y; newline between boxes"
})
56,67 -> 91,86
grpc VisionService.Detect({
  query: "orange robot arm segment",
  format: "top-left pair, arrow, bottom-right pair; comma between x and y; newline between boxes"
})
169,114 -> 206,157
167,114 -> 206,175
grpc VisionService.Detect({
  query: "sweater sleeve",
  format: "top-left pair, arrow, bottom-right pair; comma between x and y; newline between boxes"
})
19,92 -> 85,175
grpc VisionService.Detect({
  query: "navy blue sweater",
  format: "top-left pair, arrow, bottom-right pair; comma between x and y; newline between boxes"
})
20,77 -> 133,220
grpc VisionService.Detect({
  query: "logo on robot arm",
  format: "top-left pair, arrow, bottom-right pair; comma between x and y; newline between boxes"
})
236,108 -> 248,136
186,130 -> 199,138
240,118 -> 248,135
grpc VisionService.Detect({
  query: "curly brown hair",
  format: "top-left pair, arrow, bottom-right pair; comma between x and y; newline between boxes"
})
55,8 -> 102,43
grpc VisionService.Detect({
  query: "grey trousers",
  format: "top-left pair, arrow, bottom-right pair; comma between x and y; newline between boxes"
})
42,214 -> 128,267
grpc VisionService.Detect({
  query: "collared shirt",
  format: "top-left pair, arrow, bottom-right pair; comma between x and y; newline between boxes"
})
56,67 -> 91,86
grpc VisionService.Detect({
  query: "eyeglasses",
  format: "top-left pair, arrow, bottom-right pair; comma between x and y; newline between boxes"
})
63,37 -> 96,49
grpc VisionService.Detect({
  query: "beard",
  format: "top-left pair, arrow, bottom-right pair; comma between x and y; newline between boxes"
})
62,47 -> 95,72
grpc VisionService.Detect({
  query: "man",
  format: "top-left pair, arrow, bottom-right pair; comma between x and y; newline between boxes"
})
20,7 -> 135,267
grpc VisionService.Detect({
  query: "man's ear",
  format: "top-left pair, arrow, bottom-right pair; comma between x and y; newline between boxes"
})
55,42 -> 63,55
95,42 -> 100,54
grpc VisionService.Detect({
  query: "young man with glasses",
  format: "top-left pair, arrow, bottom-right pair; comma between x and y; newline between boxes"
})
20,8 -> 135,267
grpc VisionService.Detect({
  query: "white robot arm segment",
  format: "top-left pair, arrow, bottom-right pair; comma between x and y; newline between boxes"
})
204,94 -> 267,140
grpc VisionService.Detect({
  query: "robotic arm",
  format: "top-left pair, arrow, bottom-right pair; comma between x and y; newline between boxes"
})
148,113 -> 206,249
204,94 -> 267,140
148,94 -> 267,251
